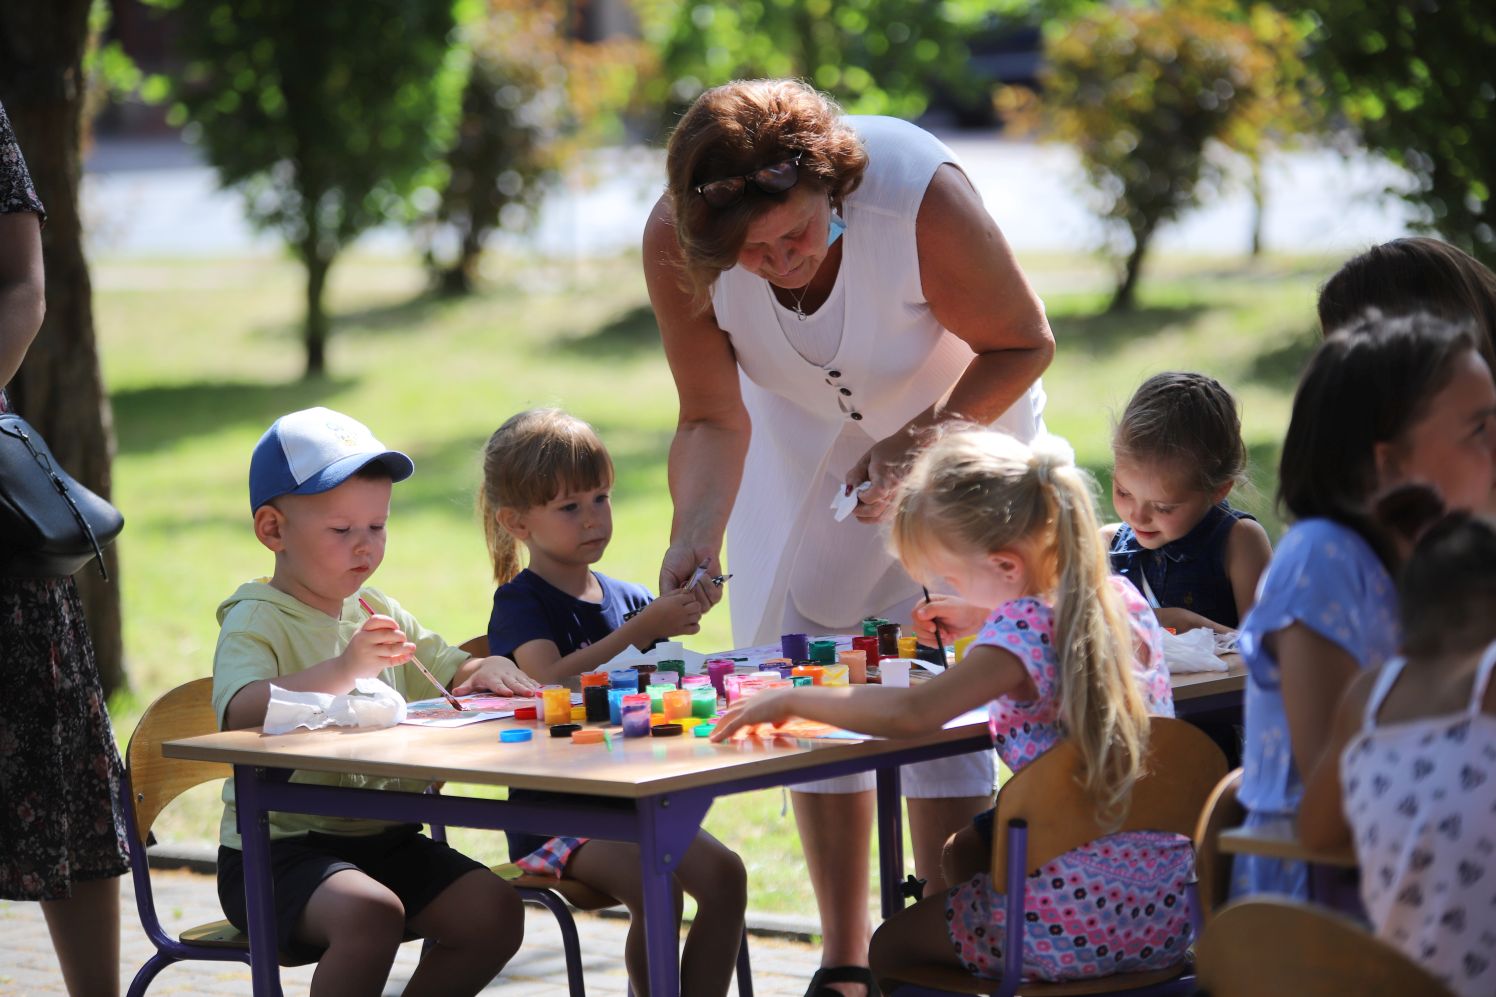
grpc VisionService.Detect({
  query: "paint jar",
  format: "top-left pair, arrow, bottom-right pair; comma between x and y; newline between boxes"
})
621,694 -> 651,737
791,665 -> 824,686
542,686 -> 571,725
862,617 -> 887,637
663,689 -> 692,721
781,632 -> 809,661
691,687 -> 717,718
898,636 -> 918,659
876,622 -> 901,657
608,688 -> 628,725
648,680 -> 673,712
634,663 -> 658,692
808,639 -> 839,664
656,660 -> 686,684
955,636 -> 975,663
583,685 -> 610,723
839,649 -> 868,684
791,676 -> 813,688
881,658 -> 913,688
752,670 -> 785,682
609,668 -> 639,691
681,675 -> 711,690
852,635 -> 881,672
570,706 -> 588,722
821,664 -> 850,686
580,672 -> 610,689
707,659 -> 735,698
724,674 -> 744,704
737,676 -> 770,701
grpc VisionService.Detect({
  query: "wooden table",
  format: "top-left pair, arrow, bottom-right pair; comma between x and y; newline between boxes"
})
163,666 -> 1246,997
1169,653 -> 1246,718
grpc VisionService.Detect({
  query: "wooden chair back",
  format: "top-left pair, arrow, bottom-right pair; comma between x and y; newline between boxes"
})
1192,767 -> 1244,923
992,717 -> 1228,879
459,635 -> 489,659
124,677 -> 229,847
1195,898 -> 1454,996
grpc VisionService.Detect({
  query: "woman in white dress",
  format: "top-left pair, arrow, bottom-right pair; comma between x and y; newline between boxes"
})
643,79 -> 1052,997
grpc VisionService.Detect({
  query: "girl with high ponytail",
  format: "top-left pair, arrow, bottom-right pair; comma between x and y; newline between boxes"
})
712,428 -> 1189,986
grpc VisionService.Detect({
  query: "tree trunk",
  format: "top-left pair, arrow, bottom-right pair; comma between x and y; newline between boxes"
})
0,0 -> 127,696
302,234 -> 331,378
1249,154 -> 1265,259
1109,222 -> 1155,313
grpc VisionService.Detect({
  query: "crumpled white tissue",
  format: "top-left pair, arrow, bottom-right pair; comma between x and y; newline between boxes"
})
262,677 -> 408,735
830,481 -> 873,522
1160,627 -> 1231,673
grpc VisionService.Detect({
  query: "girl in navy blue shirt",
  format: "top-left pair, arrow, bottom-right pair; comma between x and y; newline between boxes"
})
1104,372 -> 1273,633
478,408 -> 745,997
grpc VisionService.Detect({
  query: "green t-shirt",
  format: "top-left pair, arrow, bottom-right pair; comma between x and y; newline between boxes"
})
212,579 -> 471,850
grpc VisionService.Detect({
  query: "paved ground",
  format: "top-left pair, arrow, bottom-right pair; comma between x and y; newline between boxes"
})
0,869 -> 826,995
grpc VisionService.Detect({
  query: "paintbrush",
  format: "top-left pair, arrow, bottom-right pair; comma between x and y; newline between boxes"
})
922,586 -> 949,668
357,596 -> 466,710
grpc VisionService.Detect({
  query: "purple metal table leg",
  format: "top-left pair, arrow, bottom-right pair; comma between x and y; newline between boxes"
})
637,790 -> 714,997
235,765 -> 284,997
876,764 -> 905,919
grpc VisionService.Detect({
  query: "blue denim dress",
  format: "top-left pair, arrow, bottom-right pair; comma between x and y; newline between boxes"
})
1109,502 -> 1255,629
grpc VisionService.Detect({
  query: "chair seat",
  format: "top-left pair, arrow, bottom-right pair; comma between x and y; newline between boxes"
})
180,919 -> 248,949
494,865 -> 623,912
886,960 -> 1188,996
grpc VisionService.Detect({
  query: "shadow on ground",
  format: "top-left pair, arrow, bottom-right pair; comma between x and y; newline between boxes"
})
1050,304 -> 1210,358
1242,325 -> 1319,392
550,304 -> 662,360
114,378 -> 355,455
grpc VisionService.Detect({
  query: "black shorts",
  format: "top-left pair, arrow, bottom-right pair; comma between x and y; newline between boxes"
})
217,824 -> 487,961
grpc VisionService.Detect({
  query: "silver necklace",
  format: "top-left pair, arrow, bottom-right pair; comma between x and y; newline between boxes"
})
787,284 -> 811,321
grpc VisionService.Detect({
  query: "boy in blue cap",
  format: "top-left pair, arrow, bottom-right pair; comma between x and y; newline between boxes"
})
213,406 -> 538,996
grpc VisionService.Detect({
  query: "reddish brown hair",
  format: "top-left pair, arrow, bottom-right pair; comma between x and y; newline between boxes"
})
665,79 -> 869,305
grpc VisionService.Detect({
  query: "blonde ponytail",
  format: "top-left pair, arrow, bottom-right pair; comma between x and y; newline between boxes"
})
890,427 -> 1150,829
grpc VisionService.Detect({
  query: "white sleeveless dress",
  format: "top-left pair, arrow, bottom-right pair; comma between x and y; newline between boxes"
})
711,115 -> 1046,648
1340,645 -> 1496,997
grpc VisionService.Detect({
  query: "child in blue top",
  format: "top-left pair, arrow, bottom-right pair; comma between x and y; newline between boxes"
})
1104,372 -> 1273,634
478,408 -> 747,997
1235,312 -> 1496,898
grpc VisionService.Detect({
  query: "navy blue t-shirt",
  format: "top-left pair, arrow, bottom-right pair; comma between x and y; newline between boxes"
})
489,568 -> 652,863
487,568 -> 652,659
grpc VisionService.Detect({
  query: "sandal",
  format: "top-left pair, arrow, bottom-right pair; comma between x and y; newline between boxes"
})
805,964 -> 880,997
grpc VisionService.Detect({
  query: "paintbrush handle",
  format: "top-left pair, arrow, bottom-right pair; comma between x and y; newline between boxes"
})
357,596 -> 465,710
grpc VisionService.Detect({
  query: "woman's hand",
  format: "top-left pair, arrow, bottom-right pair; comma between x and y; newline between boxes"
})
845,426 -> 922,525
911,595 -> 989,644
453,656 -> 543,696
659,543 -> 724,613
709,688 -> 800,741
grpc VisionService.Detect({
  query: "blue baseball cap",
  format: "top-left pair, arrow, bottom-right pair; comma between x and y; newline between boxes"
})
249,407 -> 414,512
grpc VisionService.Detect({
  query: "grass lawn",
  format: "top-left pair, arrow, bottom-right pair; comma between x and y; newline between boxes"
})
95,248 -> 1330,919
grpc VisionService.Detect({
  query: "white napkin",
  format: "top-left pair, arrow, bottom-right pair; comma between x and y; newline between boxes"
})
830,481 -> 872,522
262,677 -> 407,735
1161,627 -> 1230,674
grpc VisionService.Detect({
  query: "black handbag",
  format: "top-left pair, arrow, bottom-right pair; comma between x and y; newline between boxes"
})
0,412 -> 123,579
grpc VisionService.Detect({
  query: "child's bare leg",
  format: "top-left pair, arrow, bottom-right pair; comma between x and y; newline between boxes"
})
405,869 -> 524,997
940,824 -> 991,889
39,875 -> 121,997
565,840 -> 687,997
868,894 -> 967,990
907,796 -> 990,897
296,869 -> 407,997
673,830 -> 748,997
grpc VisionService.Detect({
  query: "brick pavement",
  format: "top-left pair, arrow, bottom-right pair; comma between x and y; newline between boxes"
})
0,869 -> 827,995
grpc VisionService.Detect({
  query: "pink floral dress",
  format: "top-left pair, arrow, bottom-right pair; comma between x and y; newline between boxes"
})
946,576 -> 1193,981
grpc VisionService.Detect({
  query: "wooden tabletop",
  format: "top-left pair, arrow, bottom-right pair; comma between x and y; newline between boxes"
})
1217,818 -> 1358,868
1168,653 -> 1246,701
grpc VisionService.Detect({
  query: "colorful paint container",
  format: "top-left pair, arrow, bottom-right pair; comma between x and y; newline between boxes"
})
580,671 -> 610,689
571,729 -> 605,745
881,658 -> 913,688
634,663 -> 658,692
821,663 -> 850,686
791,665 -> 824,686
620,694 -> 651,737
609,668 -> 639,691
861,617 -> 887,637
570,706 -> 587,722
648,681 -> 673,712
839,649 -> 868,684
663,689 -> 692,721
808,639 -> 839,663
513,705 -> 539,721
791,676 -> 812,688
852,635 -> 881,672
693,722 -> 715,738
955,635 -> 975,663
681,675 -> 711,690
781,632 -> 810,661
583,685 -> 610,723
876,622 -> 901,657
897,636 -> 918,659
706,659 -> 736,698
542,686 -> 571,725
690,687 -> 717,718
500,728 -> 532,743
608,688 -> 628,725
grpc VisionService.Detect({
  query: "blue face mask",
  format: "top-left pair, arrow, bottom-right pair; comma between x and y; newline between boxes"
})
828,213 -> 846,247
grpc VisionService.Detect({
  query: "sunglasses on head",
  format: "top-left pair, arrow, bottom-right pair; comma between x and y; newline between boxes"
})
694,152 -> 804,208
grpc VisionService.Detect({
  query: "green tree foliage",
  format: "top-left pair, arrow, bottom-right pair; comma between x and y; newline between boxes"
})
634,0 -> 997,122
152,0 -> 466,377
429,0 -> 650,294
1004,0 -> 1310,311
1279,0 -> 1496,268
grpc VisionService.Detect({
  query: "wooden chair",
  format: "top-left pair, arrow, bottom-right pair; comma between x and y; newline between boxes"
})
879,717 -> 1228,997
119,677 -> 307,996
1191,768 -> 1243,924
454,635 -> 755,996
1193,898 -> 1454,996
